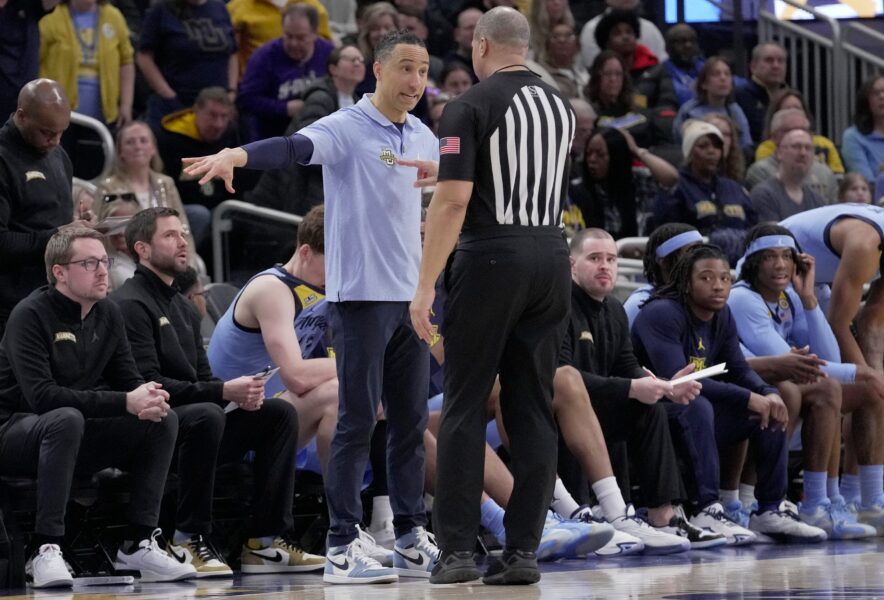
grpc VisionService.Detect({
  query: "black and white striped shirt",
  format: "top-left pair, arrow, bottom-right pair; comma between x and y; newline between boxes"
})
437,70 -> 575,228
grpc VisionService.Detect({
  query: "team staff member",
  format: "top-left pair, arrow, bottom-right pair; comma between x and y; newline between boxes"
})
180,29 -> 441,584
411,7 -> 576,585
0,79 -> 86,336
114,207 -> 323,577
0,227 -> 193,587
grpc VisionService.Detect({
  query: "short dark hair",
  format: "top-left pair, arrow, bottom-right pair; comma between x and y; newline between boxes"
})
593,9 -> 640,52
282,3 -> 319,31
174,265 -> 200,293
738,223 -> 800,287
125,207 -> 181,263
374,29 -> 426,64
643,223 -> 699,287
297,205 -> 324,253
647,244 -> 729,307
45,227 -> 105,285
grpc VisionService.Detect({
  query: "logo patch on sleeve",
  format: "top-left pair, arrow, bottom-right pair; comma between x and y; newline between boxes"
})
440,137 -> 460,155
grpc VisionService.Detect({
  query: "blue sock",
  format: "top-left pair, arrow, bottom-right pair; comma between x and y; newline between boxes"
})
480,499 -> 507,545
802,471 -> 828,509
858,464 -> 884,506
840,474 -> 861,504
826,477 -> 839,500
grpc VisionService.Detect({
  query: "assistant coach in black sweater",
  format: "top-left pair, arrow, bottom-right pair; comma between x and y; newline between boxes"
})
113,207 -> 321,577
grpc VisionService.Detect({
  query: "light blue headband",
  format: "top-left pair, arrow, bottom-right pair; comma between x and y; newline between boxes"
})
744,235 -> 797,257
655,230 -> 703,259
735,235 -> 798,276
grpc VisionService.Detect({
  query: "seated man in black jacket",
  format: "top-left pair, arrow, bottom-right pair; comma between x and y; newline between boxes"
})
112,207 -> 325,577
0,227 -> 195,588
557,228 -> 726,549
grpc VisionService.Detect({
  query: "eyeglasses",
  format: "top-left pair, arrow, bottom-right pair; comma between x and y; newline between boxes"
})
339,55 -> 365,64
103,192 -> 137,203
61,257 -> 115,271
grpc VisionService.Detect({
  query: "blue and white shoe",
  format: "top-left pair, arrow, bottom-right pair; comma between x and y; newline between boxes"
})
609,505 -> 689,555
571,507 -> 644,557
856,498 -> 884,536
749,504 -> 827,544
538,512 -> 615,560
357,525 -> 394,566
392,527 -> 440,578
799,498 -> 876,540
323,538 -> 398,585
722,500 -> 751,528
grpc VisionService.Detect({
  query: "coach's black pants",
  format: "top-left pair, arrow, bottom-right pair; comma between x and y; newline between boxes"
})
435,226 -> 570,553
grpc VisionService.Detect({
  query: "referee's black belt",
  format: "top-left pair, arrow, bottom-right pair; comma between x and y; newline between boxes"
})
459,224 -> 565,242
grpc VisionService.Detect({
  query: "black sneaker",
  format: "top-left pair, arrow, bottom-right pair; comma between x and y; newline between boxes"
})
429,550 -> 481,584
482,549 -> 540,585
657,513 -> 728,549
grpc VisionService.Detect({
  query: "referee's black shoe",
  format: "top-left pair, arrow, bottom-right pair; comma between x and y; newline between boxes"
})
428,550 -> 481,584
482,548 -> 540,585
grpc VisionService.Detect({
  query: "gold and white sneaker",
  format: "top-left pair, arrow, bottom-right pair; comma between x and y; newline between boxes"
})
241,536 -> 325,574
167,535 -> 233,578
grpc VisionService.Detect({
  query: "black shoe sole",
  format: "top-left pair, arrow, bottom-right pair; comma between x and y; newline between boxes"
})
429,566 -> 482,584
482,567 -> 540,585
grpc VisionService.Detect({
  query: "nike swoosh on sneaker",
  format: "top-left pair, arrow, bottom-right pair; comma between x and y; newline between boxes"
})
250,549 -> 285,563
168,547 -> 187,564
394,549 -> 425,566
327,556 -> 349,570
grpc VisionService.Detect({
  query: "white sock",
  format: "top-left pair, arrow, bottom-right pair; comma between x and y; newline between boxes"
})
549,478 -> 581,519
591,476 -> 627,522
719,489 -> 739,505
370,495 -> 393,530
739,483 -> 756,510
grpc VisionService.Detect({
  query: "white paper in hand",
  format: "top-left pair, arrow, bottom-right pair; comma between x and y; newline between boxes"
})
671,362 -> 727,386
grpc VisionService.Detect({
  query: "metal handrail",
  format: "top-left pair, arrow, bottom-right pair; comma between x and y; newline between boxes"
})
69,111 -> 114,181
211,200 -> 303,283
758,0 -> 847,143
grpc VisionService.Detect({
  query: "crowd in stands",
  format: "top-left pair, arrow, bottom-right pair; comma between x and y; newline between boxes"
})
0,0 -> 882,590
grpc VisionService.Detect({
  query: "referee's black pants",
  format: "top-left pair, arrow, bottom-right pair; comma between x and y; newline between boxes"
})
434,226 -> 570,553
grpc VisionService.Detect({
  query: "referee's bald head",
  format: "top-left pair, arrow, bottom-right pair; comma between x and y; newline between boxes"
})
474,6 -> 529,51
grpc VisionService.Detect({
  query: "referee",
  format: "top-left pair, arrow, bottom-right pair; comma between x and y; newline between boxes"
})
410,6 -> 576,586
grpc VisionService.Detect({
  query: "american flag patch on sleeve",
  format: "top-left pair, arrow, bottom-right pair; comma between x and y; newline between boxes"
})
439,137 -> 461,155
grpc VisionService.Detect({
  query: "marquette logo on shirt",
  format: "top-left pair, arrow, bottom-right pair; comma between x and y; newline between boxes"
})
159,316 -> 171,327
579,331 -> 593,343
54,332 -> 76,344
25,171 -> 46,182
695,201 -> 717,218
379,148 -> 396,166
723,204 -> 747,220
689,356 -> 706,371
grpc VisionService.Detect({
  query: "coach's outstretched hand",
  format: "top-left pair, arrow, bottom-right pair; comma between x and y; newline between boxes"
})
398,158 -> 438,188
182,147 -> 248,194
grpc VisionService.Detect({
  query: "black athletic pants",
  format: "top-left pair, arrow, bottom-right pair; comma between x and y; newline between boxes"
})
434,226 -> 570,553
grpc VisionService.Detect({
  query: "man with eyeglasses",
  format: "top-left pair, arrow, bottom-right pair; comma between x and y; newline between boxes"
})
750,128 -> 827,222
0,226 -> 196,588
0,79 -> 93,337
